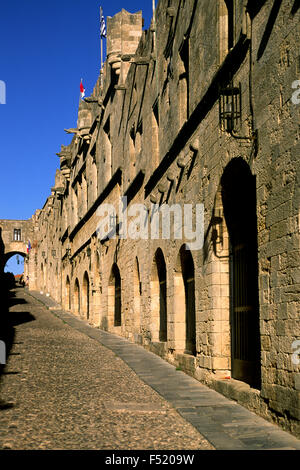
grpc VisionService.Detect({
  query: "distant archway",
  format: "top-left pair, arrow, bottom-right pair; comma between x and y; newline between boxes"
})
3,251 -> 26,274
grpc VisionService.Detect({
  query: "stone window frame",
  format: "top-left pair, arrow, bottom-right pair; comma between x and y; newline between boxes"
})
13,228 -> 21,241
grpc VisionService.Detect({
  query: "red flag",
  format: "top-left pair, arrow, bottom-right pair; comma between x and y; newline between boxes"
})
80,79 -> 85,99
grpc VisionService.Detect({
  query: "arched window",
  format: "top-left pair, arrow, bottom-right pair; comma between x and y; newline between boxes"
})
179,37 -> 189,125
219,0 -> 234,63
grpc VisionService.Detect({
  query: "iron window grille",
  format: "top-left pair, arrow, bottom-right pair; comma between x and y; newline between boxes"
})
13,229 -> 21,241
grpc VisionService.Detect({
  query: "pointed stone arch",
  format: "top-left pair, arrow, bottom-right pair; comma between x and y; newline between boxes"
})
108,263 -> 122,328
219,0 -> 234,63
150,248 -> 167,343
93,250 -> 102,325
133,256 -> 141,335
65,275 -> 71,310
220,157 -> 261,388
82,271 -> 90,320
174,245 -> 196,355
74,278 -> 80,314
41,263 -> 46,293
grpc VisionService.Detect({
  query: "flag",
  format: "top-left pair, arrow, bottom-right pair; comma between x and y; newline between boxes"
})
100,7 -> 106,38
80,79 -> 85,99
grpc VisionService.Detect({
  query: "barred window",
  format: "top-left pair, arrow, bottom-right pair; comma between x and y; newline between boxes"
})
13,229 -> 21,241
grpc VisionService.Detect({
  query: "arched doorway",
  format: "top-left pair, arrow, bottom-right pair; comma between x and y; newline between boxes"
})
74,278 -> 80,314
133,257 -> 141,334
41,263 -> 45,292
83,271 -> 90,320
66,276 -> 71,310
150,248 -> 167,342
93,251 -> 102,325
108,264 -> 121,327
174,245 -> 196,355
221,158 -> 261,388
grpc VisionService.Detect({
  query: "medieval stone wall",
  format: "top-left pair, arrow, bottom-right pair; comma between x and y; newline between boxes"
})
27,0 -> 300,438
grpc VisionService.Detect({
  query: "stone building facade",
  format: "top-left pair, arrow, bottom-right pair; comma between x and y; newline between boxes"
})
24,1 -> 299,437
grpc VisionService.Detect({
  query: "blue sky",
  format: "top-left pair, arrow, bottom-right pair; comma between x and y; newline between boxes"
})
0,0 -> 155,273
5,255 -> 24,275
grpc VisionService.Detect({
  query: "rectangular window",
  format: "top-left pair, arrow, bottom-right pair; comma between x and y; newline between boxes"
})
13,229 -> 21,241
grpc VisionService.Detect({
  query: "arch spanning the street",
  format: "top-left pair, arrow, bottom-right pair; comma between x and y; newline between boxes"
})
2,251 -> 27,273
221,157 -> 261,388
0,219 -> 33,285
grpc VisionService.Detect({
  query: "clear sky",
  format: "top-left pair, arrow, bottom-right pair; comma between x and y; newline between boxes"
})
0,0 -> 155,273
0,0 -> 154,220
5,255 -> 24,275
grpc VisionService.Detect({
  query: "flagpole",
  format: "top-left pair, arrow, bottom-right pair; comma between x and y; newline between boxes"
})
152,0 -> 156,48
100,6 -> 103,88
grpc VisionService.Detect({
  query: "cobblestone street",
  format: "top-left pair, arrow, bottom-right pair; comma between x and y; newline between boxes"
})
0,288 -> 213,450
1,288 -> 300,452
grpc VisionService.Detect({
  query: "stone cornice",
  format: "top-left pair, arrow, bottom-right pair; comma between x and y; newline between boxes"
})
69,167 -> 122,241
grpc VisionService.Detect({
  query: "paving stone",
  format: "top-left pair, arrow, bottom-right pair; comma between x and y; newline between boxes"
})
13,289 -> 300,451
0,289 -> 213,451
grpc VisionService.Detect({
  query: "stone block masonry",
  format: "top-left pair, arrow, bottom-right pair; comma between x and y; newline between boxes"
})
4,0 -> 298,438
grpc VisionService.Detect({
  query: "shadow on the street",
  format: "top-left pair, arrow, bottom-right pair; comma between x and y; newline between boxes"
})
0,279 -> 35,384
8,297 -> 28,307
10,311 -> 35,327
